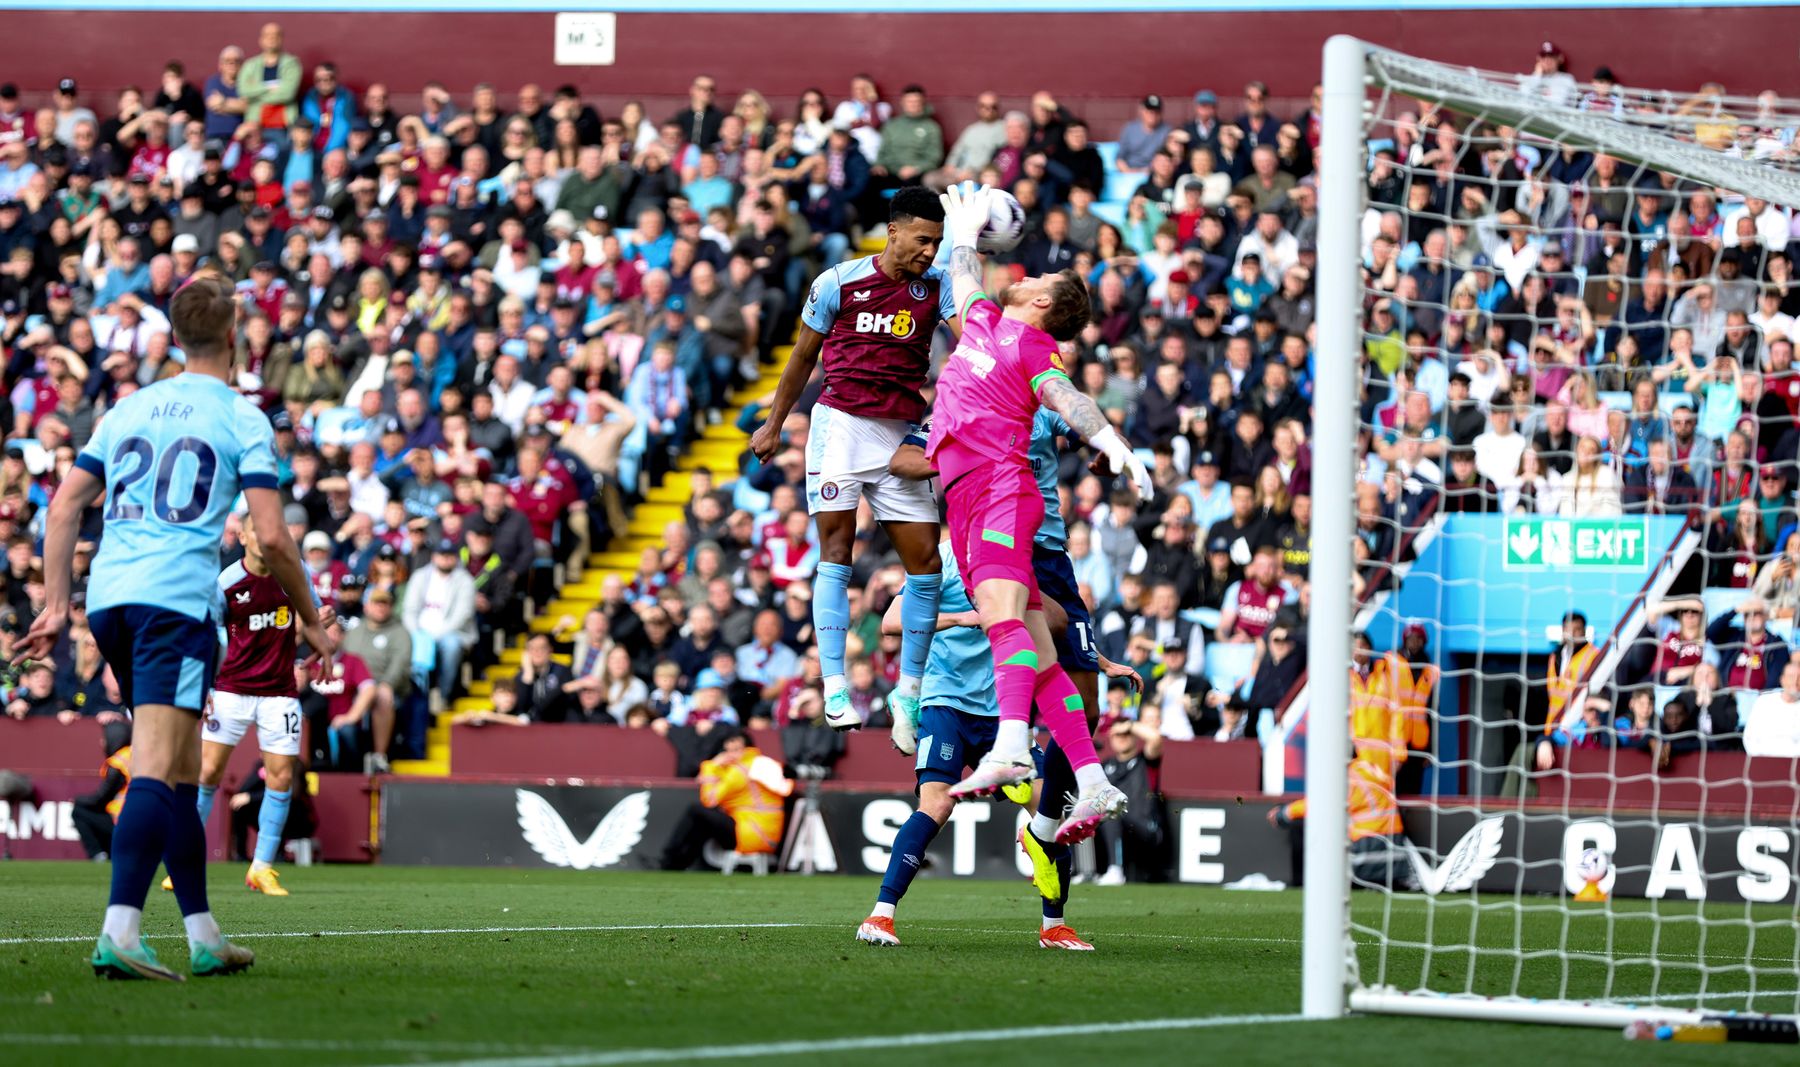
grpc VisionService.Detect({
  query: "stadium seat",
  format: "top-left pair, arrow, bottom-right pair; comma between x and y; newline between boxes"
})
1204,643 -> 1257,695
1091,201 -> 1127,231
1104,169 -> 1142,204
1095,140 -> 1119,171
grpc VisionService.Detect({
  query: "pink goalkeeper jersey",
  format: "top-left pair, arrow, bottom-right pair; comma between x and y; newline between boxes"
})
926,297 -> 1068,484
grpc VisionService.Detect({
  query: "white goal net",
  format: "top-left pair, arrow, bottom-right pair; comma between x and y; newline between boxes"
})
1306,36 -> 1800,1029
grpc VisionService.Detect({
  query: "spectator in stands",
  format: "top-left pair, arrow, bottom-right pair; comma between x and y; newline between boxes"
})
337,586 -> 409,769
516,632 -> 576,723
1094,713 -> 1165,885
1623,438 -> 1702,516
1640,597 -> 1707,687
1707,595 -> 1789,692
403,537 -> 477,713
1743,659 -> 1800,757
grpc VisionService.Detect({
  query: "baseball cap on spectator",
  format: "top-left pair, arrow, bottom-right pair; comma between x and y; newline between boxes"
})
0,84 -> 14,101
48,283 -> 72,300
591,205 -> 609,222
363,210 -> 387,225
1194,89 -> 1218,105
427,204 -> 453,219
57,78 -> 77,95
203,140 -> 224,160
1207,535 -> 1230,554
127,172 -> 150,186
694,668 -> 727,692
433,537 -> 459,556
390,350 -> 415,366
546,210 -> 577,236
1142,94 -> 1163,110
1168,269 -> 1191,286
282,291 -> 308,310
248,206 -> 272,221
271,410 -> 294,433
302,531 -> 332,554
1195,450 -> 1219,468
311,205 -> 334,221
171,234 -> 199,254
465,516 -> 493,538
419,254 -> 444,272
0,299 -> 18,317
375,543 -> 399,562
252,259 -> 277,274
339,572 -> 365,591
1141,305 -> 1163,319
666,295 -> 686,314
327,292 -> 351,313
1162,637 -> 1186,654
1539,40 -> 1563,58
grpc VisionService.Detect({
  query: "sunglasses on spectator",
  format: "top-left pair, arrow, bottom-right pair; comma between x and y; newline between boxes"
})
1269,633 -> 1292,643
1745,610 -> 1767,617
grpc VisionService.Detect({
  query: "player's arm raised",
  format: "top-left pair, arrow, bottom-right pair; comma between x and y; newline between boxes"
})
1035,373 -> 1153,504
939,184 -> 991,318
15,467 -> 103,665
244,486 -> 333,665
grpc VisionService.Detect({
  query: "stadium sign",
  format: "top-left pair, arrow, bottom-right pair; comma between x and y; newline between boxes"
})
1501,516 -> 1650,571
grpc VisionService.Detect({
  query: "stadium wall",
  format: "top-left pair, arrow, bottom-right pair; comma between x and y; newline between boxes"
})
3,5 -> 1797,134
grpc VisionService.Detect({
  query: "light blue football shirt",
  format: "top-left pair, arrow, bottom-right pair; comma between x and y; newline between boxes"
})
76,373 -> 279,624
918,541 -> 997,718
1030,409 -> 1071,552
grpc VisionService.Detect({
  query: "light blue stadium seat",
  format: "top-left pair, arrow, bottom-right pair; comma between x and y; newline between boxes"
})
1091,201 -> 1127,231
1096,140 -> 1119,171
1104,169 -> 1143,205
1204,642 -> 1257,695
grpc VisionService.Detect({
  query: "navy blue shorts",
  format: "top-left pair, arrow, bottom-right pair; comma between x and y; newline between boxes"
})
915,705 -> 1045,791
89,605 -> 217,714
1033,545 -> 1100,673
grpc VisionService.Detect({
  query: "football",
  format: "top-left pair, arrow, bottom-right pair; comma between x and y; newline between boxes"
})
976,186 -> 1027,254
1576,847 -> 1611,883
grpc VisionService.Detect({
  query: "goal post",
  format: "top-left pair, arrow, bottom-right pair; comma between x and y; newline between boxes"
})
1306,35 -> 1800,1029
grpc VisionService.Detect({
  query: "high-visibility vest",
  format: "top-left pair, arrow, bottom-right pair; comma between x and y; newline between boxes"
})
103,745 -> 132,819
699,748 -> 792,855
1283,750 -> 1403,841
1382,653 -> 1438,753
1349,663 -> 1386,743
1545,642 -> 1600,734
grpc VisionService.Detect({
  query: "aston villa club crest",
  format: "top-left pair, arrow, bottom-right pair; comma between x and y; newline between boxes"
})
909,281 -> 928,300
821,482 -> 840,501
204,714 -> 221,733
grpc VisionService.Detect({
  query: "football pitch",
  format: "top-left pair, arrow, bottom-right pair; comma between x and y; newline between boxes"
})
0,864 -> 1787,1066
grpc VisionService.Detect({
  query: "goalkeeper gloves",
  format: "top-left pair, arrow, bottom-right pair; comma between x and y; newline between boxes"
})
1089,427 -> 1155,504
938,183 -> 990,250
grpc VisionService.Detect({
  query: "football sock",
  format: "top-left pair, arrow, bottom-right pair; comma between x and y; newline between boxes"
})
195,784 -> 216,824
166,784 -> 211,921
813,561 -> 853,681
102,905 -> 142,951
106,778 -> 176,948
1032,668 -> 1101,774
877,811 -> 941,907
254,788 -> 292,867
1074,762 -> 1108,791
871,902 -> 896,920
1037,742 -> 1077,831
989,618 -> 1038,752
899,572 -> 943,680
183,911 -> 223,953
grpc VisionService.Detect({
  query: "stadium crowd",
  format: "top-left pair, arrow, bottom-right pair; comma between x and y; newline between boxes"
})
4,31 -> 1800,800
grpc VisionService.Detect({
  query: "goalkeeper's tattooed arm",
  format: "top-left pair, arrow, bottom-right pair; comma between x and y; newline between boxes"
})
948,245 -> 988,320
1035,372 -> 1113,445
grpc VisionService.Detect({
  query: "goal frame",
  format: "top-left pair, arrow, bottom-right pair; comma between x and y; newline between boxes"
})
1303,34 -> 1798,1029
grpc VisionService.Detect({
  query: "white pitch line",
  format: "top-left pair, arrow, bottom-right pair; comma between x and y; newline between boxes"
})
0,1034 -> 574,1054
0,921 -> 816,946
371,1013 -> 1314,1067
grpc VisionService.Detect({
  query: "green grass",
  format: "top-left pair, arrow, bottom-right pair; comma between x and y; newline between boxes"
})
0,863 -> 1790,1066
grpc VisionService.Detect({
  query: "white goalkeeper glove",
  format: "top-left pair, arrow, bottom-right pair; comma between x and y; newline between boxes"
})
1089,427 -> 1155,504
938,182 -> 990,250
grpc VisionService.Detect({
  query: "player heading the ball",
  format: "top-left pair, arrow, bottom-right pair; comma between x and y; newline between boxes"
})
750,187 -> 961,752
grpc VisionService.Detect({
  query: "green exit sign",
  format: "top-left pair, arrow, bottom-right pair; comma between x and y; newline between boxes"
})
1502,516 -> 1652,571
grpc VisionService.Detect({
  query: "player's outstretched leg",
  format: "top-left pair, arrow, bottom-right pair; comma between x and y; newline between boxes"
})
1031,665 -> 1125,843
859,784 -> 951,947
948,617 -> 1038,798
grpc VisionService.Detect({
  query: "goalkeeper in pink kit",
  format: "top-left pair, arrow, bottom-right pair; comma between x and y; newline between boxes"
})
926,185 -> 1155,840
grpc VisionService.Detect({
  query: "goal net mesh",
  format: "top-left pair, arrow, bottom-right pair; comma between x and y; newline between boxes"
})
1337,44 -> 1800,1023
